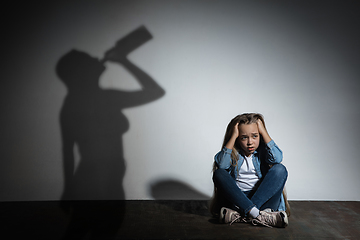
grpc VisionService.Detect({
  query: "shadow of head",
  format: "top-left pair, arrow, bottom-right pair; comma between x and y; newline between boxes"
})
56,50 -> 105,90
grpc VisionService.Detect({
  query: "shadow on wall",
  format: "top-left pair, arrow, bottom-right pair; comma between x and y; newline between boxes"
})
56,26 -> 165,239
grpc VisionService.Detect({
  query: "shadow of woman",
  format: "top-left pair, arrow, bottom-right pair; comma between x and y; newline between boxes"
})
56,26 -> 165,239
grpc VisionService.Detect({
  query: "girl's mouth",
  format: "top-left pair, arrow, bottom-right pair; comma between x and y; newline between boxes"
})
248,147 -> 254,151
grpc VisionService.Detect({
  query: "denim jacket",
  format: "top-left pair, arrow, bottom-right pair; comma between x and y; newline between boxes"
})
214,140 -> 286,211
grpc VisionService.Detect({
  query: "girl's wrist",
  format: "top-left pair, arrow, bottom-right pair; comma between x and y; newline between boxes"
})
261,131 -> 272,144
231,134 -> 238,140
225,137 -> 237,149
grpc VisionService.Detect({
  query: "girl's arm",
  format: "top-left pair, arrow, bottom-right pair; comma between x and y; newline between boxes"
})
257,119 -> 283,164
215,123 -> 239,170
214,148 -> 233,170
225,123 -> 239,149
257,119 -> 272,144
265,140 -> 283,164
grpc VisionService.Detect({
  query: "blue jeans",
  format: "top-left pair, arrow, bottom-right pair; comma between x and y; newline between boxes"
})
213,164 -> 288,215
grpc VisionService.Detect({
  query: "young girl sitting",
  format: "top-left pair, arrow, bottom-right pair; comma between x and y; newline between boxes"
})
210,113 -> 289,228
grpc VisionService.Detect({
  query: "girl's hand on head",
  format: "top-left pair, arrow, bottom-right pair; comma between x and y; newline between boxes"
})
257,119 -> 272,144
256,119 -> 266,136
225,122 -> 239,150
232,123 -> 239,139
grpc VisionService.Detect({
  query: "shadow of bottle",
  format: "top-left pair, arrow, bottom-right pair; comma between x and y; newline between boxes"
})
56,26 -> 165,239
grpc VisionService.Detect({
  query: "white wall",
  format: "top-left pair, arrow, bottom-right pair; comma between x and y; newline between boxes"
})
1,0 -> 360,201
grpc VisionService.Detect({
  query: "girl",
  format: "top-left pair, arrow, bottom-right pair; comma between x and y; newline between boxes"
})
210,113 -> 290,228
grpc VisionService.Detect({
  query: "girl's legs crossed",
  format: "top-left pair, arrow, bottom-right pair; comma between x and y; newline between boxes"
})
251,164 -> 288,211
213,168 -> 255,215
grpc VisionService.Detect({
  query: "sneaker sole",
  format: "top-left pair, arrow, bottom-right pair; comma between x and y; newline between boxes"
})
280,211 -> 288,227
219,207 -> 227,224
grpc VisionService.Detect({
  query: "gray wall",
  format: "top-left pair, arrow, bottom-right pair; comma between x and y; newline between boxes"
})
1,0 -> 360,201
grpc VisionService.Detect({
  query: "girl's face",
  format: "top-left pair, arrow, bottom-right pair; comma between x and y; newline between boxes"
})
237,123 -> 260,157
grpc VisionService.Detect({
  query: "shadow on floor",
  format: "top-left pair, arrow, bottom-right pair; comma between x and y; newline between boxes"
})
149,179 -> 212,216
2,201 -> 360,239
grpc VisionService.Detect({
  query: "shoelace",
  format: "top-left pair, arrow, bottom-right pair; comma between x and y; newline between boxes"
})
252,212 -> 275,228
230,214 -> 249,225
229,214 -> 242,225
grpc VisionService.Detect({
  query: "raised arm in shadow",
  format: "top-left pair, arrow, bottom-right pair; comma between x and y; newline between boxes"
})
104,57 -> 165,109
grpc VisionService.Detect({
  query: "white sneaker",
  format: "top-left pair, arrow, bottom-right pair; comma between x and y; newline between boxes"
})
219,207 -> 249,225
252,210 -> 288,228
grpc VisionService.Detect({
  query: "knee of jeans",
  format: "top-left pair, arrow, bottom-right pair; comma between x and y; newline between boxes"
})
212,168 -> 227,182
271,164 -> 288,179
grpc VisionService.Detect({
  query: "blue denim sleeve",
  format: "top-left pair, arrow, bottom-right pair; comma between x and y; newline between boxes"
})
214,147 -> 233,170
266,140 -> 283,164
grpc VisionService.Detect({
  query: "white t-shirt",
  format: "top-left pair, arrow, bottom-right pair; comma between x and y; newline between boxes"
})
236,154 -> 260,191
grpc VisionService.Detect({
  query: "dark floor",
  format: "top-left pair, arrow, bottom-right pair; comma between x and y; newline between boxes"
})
2,200 -> 360,239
